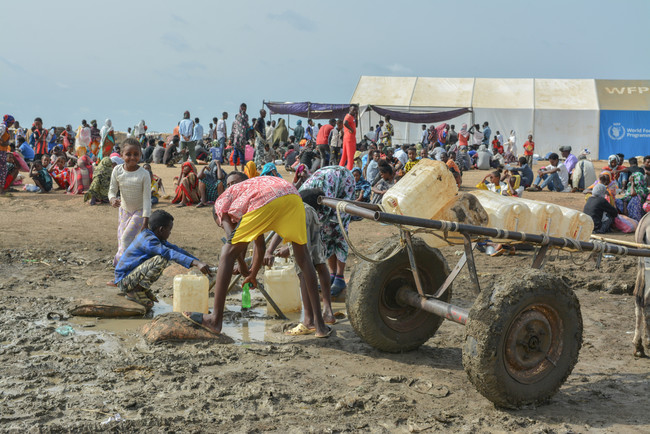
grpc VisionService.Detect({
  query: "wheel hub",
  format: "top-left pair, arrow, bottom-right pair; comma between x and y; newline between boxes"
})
504,305 -> 563,384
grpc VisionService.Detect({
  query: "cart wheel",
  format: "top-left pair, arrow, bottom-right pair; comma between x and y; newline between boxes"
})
346,237 -> 450,353
462,269 -> 582,408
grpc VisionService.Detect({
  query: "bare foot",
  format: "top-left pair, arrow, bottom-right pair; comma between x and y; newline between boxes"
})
322,310 -> 336,325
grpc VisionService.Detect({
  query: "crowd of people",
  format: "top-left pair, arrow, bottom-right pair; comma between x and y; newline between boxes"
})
2,107 -> 648,335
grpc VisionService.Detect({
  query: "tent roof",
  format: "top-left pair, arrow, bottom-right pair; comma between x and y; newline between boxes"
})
350,76 -> 417,106
535,79 -> 598,110
410,77 -> 474,107
472,78 -> 534,109
596,79 -> 650,110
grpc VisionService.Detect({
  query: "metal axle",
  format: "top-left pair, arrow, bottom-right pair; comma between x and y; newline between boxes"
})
397,288 -> 469,325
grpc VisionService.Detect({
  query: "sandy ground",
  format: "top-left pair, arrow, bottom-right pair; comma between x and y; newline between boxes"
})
1,160 -> 649,432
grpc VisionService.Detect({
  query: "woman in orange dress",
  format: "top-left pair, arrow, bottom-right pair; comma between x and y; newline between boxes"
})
172,161 -> 199,206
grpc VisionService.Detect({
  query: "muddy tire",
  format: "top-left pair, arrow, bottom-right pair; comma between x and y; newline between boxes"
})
346,237 -> 450,353
462,269 -> 582,408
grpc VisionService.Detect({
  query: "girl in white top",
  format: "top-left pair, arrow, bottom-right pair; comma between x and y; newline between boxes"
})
109,139 -> 151,267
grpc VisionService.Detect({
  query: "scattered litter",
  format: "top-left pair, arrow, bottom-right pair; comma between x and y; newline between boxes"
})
100,413 -> 124,425
55,325 -> 75,336
408,379 -> 449,397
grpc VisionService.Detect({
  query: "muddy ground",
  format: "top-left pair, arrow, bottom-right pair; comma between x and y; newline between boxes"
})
1,162 -> 649,433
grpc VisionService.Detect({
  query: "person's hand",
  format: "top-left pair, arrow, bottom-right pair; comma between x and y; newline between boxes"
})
274,246 -> 291,258
242,273 -> 258,288
192,260 -> 211,275
110,197 -> 121,208
263,250 -> 275,267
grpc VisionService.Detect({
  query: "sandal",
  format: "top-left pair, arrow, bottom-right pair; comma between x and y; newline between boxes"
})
284,323 -> 315,336
125,290 -> 154,309
196,202 -> 208,208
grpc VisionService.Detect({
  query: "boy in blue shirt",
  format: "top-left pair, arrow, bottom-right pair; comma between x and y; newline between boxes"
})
17,136 -> 34,163
115,209 -> 211,310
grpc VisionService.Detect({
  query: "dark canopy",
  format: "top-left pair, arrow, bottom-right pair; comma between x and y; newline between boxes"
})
264,101 -> 351,120
366,106 -> 471,123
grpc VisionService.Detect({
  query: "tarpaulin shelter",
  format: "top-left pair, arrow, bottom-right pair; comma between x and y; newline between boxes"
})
264,101 -> 350,120
596,80 -> 650,160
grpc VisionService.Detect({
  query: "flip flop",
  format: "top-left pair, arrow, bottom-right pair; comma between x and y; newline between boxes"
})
196,202 -> 208,208
284,323 -> 315,336
106,281 -> 118,287
324,317 -> 337,325
315,326 -> 333,339
182,311 -> 220,335
144,289 -> 159,302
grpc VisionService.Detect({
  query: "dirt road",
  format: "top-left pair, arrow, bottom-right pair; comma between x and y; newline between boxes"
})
1,162 -> 648,432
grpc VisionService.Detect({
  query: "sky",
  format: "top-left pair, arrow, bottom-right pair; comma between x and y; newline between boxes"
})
2,0 -> 648,133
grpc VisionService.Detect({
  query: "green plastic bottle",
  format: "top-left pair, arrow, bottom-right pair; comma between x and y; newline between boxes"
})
242,283 -> 251,310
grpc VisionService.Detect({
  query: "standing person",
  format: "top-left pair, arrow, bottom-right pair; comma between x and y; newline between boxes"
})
182,173 -> 330,338
271,118 -> 289,146
380,115 -> 393,148
230,104 -> 249,171
329,119 -> 343,165
447,124 -> 458,149
458,123 -> 470,149
266,120 -> 275,143
291,119 -> 305,144
192,117 -> 204,153
300,166 -> 355,297
13,120 -> 25,142
108,138 -> 152,268
216,111 -> 228,158
468,124 -> 483,149
523,134 -> 535,166
504,130 -> 518,163
0,114 -> 15,195
482,122 -> 491,147
375,120 -> 384,143
339,105 -> 358,170
420,124 -> 429,147
253,109 -> 267,166
178,111 -> 196,164
31,117 -> 49,162
305,119 -> 316,144
316,118 -> 335,168
89,120 -> 101,160
99,119 -> 115,160
208,122 -> 215,141
135,120 -> 147,143
126,127 -> 134,138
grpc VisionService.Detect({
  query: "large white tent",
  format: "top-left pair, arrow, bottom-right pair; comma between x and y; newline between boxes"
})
350,76 -> 604,157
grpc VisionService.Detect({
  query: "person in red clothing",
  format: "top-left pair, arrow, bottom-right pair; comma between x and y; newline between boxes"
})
491,135 -> 503,154
523,134 -> 535,166
316,118 -> 335,168
31,117 -> 49,162
338,105 -> 358,170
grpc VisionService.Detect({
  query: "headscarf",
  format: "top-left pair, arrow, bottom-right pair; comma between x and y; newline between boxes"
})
608,155 -> 619,166
435,123 -> 448,145
100,119 -> 113,140
84,157 -> 114,202
3,115 -> 15,126
625,172 -> 648,200
351,167 -> 371,201
460,123 -> 468,134
244,161 -> 258,178
78,155 -> 94,178
292,163 -> 310,185
260,162 -> 282,178
110,155 -> 124,165
180,161 -> 198,186
272,118 -> 289,145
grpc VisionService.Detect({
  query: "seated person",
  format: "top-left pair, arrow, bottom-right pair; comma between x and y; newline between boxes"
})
3,153 -> 20,191
351,167 -> 371,202
476,170 -> 508,195
49,156 -> 69,190
197,160 -> 227,207
172,162 -> 200,207
583,184 -> 618,234
143,163 -> 165,205
507,156 -> 534,188
403,147 -> 419,173
284,144 -> 298,170
114,209 -> 211,310
29,160 -> 53,193
527,153 -> 569,192
17,136 -> 34,163
441,152 -> 462,187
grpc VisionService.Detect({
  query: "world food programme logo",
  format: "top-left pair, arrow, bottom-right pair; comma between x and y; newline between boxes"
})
608,123 -> 626,140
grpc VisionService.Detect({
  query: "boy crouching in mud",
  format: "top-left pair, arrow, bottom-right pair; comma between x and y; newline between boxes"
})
182,172 -> 331,338
263,188 -> 336,333
114,209 -> 211,310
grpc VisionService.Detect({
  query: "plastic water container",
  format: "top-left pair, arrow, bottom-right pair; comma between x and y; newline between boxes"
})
556,207 -> 594,242
382,159 -> 458,219
471,190 -> 531,233
516,198 -> 564,236
173,272 -> 209,314
263,258 -> 302,314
